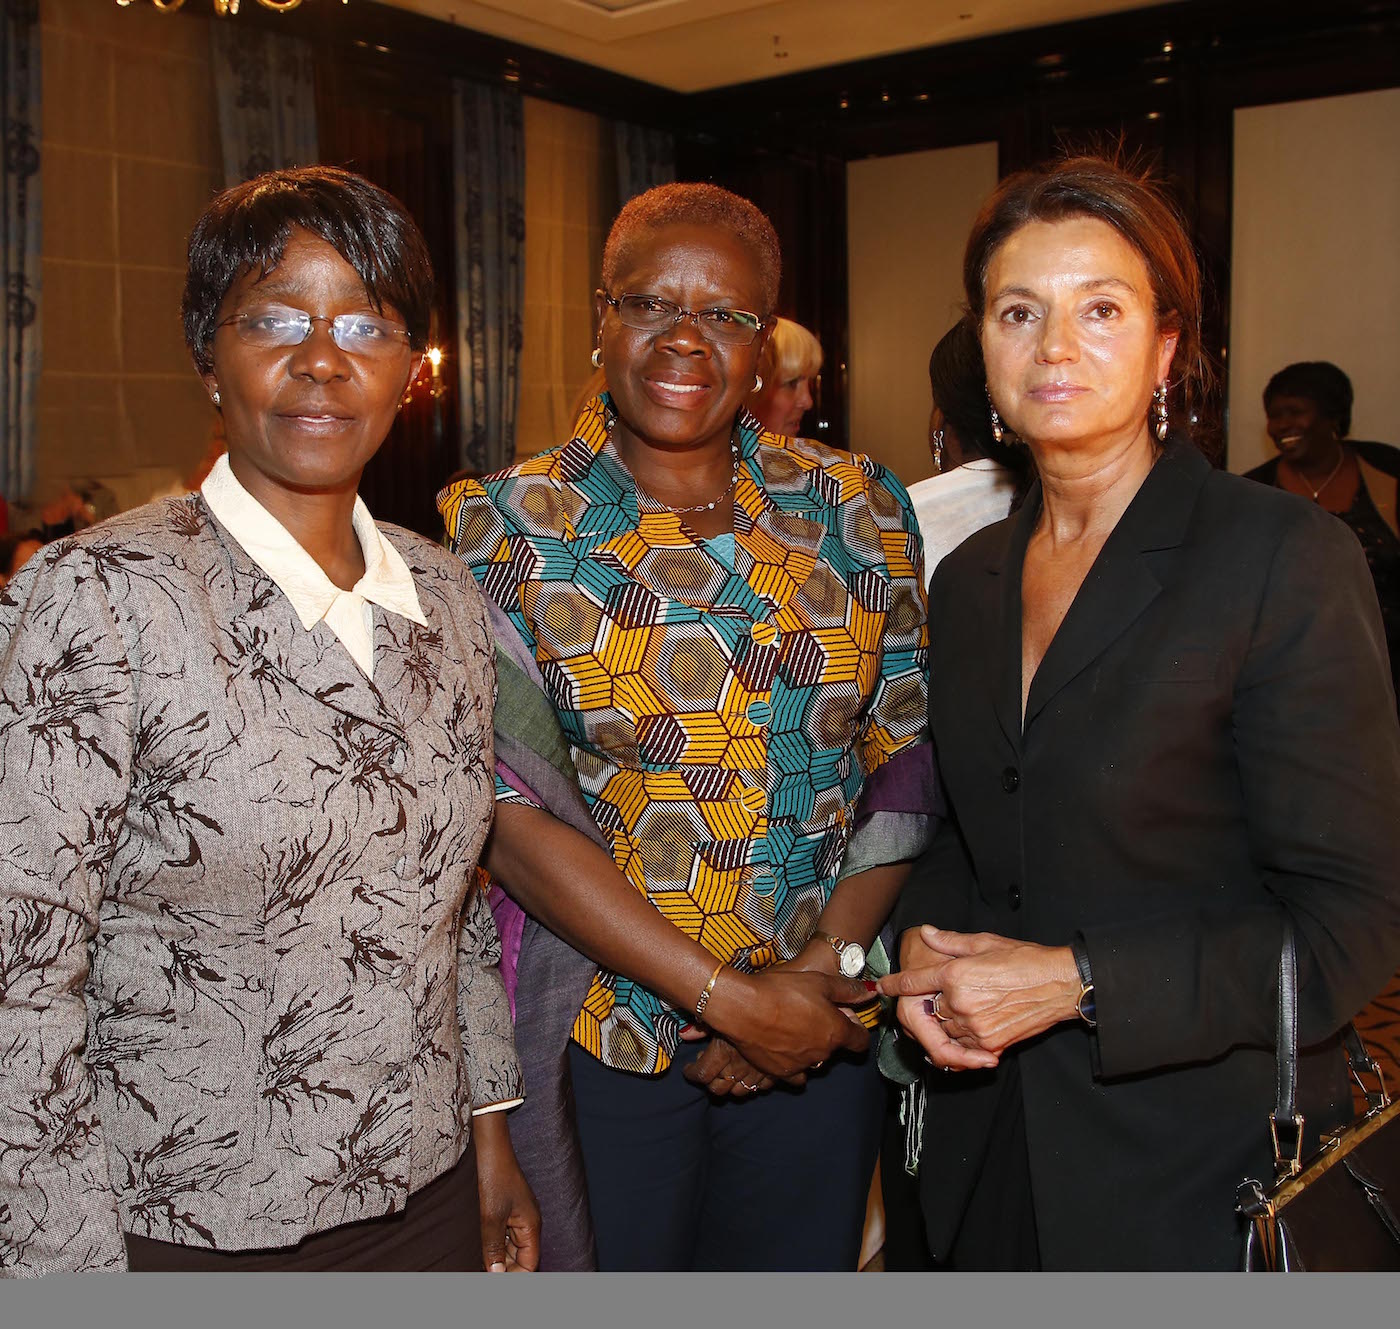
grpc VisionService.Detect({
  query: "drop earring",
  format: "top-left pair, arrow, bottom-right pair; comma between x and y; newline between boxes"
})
931,427 -> 944,475
752,375 -> 763,393
987,390 -> 1004,445
1152,383 -> 1169,442
590,347 -> 603,369
212,389 -> 221,408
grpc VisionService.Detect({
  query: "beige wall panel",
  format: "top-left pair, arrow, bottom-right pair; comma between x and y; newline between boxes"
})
37,377 -> 131,488
44,147 -> 116,264
122,378 -> 219,473
116,160 -> 218,268
1229,88 -> 1400,472
43,259 -> 122,376
519,96 -> 609,459
846,142 -> 999,489
112,45 -> 219,167
41,26 -> 114,153
120,267 -> 194,377
35,0 -> 222,503
38,373 -> 122,417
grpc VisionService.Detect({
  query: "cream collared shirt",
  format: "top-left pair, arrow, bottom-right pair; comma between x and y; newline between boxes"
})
201,454 -> 426,679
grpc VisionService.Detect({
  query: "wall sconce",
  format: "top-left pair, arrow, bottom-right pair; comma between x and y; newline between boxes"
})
402,345 -> 448,406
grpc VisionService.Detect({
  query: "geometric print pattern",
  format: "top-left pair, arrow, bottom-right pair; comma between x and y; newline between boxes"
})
440,394 -> 928,1075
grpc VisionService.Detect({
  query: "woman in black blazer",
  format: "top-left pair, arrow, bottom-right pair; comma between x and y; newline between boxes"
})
879,156 -> 1400,1270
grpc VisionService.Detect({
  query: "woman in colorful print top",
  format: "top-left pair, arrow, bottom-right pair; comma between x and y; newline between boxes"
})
443,183 -> 934,1270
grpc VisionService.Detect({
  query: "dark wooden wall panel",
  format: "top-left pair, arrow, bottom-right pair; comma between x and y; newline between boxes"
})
314,55 -> 459,537
185,0 -> 1398,475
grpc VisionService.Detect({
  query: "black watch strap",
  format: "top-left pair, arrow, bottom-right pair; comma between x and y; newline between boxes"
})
1071,935 -> 1096,1027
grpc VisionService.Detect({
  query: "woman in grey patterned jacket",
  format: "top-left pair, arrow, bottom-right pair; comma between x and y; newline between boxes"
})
0,168 -> 537,1274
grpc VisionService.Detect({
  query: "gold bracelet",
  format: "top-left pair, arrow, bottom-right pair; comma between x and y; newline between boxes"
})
694,960 -> 725,1023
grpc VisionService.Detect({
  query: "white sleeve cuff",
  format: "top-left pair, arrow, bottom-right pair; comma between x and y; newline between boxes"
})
471,1096 -> 524,1117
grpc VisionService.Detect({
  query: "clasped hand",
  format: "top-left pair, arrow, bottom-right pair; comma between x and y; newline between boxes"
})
876,925 -> 1080,1071
683,959 -> 873,1098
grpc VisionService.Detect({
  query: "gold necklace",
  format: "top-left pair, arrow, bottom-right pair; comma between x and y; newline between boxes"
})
1296,444 -> 1346,502
628,428 -> 742,515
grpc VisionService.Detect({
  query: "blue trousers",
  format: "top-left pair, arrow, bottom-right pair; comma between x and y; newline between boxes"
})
568,1039 -> 884,1271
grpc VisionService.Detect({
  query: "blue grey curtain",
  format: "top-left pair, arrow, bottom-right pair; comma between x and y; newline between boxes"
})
210,22 -> 318,187
452,80 -> 524,476
614,122 -> 675,206
1,0 -> 41,501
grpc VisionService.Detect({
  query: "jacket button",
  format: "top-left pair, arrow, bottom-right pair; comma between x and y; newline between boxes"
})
394,854 -> 412,879
751,622 -> 779,647
737,785 -> 767,814
1001,767 -> 1020,793
1007,883 -> 1022,910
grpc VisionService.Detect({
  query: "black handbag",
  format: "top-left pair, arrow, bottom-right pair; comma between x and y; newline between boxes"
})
1235,920 -> 1400,1270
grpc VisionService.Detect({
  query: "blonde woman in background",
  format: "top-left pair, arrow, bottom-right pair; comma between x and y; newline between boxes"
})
751,317 -> 822,439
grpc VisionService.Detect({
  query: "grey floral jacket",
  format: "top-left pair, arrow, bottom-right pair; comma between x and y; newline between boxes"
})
0,496 -> 521,1275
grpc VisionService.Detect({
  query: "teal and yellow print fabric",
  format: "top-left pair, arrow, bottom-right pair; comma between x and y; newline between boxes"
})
439,394 -> 929,1075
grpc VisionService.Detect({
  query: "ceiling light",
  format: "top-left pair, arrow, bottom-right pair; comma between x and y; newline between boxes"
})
114,1 -> 347,15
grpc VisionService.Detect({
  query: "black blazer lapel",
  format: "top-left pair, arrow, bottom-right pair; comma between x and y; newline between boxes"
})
1024,441 -> 1211,729
983,494 -> 1038,750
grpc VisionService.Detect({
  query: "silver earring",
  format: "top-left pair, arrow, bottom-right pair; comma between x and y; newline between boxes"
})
1152,383 -> 1169,442
590,347 -> 603,369
931,428 -> 944,475
752,375 -> 763,393
988,396 -> 1004,445
212,389 -> 221,408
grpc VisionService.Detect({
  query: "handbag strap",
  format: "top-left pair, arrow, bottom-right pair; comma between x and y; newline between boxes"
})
1270,919 -> 1305,1178
1267,918 -> 1391,1178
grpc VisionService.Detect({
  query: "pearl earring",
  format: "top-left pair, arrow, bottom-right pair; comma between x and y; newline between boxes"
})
590,347 -> 603,369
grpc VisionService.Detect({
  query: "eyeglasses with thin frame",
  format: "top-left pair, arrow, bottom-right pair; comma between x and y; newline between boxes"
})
600,292 -> 766,346
216,304 -> 412,360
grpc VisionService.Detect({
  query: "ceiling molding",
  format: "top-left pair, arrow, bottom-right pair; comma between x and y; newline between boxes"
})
373,0 -> 1158,92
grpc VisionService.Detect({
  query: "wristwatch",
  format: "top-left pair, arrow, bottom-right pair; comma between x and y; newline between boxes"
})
1071,936 -> 1097,1028
815,931 -> 867,979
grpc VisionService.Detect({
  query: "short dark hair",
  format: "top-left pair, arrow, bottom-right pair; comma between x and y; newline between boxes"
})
1263,361 -> 1353,437
182,165 -> 434,375
928,317 -> 1032,490
963,154 -> 1208,426
928,317 -> 994,461
601,182 -> 781,316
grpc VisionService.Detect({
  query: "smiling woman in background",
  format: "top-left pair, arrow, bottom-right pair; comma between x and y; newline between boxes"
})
1246,360 -> 1400,707
879,155 -> 1400,1270
0,166 -> 536,1274
441,182 -> 933,1271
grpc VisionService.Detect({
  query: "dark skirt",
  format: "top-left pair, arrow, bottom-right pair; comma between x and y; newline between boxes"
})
124,1147 -> 482,1272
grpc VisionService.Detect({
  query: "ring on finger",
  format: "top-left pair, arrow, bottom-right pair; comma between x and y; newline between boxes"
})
739,1079 -> 759,1091
931,991 -> 950,1023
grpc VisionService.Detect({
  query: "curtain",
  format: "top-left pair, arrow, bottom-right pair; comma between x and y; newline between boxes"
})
1,0 -> 41,502
614,122 -> 675,206
452,80 -> 525,476
210,22 -> 318,188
